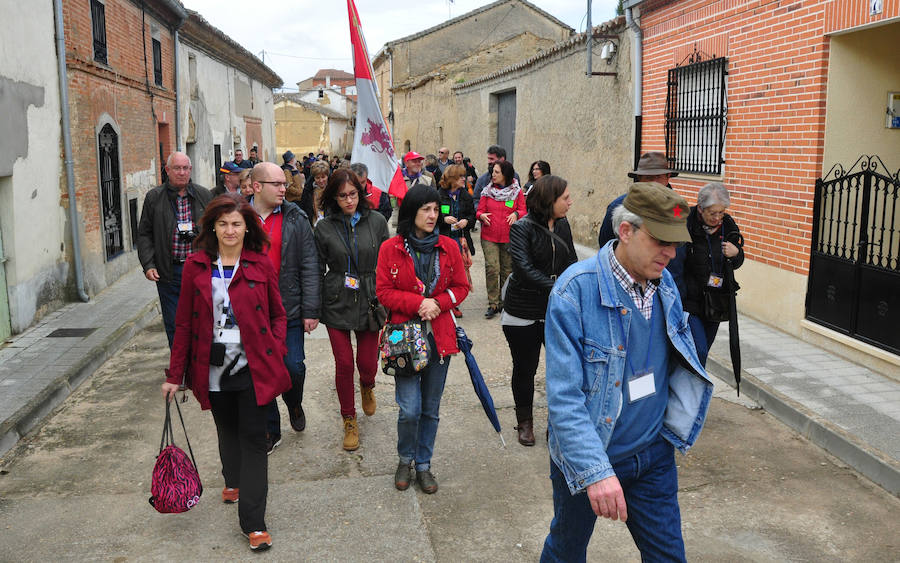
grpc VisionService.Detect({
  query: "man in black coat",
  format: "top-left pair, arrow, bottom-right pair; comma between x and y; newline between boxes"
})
137,152 -> 212,346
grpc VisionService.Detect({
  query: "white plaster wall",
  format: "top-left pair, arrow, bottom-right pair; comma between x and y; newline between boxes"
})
300,90 -> 351,117
0,0 -> 67,333
177,43 -> 276,187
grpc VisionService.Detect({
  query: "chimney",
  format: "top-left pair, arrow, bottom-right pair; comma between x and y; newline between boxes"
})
326,75 -> 331,88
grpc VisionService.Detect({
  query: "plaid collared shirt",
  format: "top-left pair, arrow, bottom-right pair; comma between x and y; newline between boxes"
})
608,246 -> 658,320
171,194 -> 192,262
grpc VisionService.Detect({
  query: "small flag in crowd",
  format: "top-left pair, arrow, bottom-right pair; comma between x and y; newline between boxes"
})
347,0 -> 407,199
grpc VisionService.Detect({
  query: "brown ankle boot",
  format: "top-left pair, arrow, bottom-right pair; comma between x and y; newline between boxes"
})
342,416 -> 359,451
360,385 -> 376,416
516,419 -> 535,446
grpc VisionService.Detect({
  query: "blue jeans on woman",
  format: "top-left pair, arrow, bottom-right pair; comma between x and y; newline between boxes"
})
541,434 -> 686,563
395,345 -> 451,471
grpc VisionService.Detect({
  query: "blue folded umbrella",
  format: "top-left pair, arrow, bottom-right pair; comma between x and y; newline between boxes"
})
455,325 -> 506,447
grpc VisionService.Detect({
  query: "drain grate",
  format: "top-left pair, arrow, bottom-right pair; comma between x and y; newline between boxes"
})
47,328 -> 98,338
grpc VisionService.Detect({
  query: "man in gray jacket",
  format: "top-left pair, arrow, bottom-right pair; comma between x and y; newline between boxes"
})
250,162 -> 321,453
137,152 -> 212,346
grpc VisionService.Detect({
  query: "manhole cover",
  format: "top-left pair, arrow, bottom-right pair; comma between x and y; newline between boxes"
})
47,328 -> 97,338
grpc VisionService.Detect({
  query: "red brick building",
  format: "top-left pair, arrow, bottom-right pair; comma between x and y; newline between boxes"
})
626,0 -> 900,372
62,0 -> 184,289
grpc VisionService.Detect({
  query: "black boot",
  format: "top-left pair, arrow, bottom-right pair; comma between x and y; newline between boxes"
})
515,407 -> 535,446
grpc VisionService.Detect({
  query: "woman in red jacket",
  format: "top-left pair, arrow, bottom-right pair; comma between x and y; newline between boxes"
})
161,193 -> 289,552
476,160 -> 526,319
376,185 -> 470,494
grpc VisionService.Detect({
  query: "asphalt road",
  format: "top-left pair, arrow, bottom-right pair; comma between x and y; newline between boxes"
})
1,296 -> 899,561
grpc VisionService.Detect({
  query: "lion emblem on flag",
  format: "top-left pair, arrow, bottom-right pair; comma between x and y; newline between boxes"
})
361,119 -> 395,157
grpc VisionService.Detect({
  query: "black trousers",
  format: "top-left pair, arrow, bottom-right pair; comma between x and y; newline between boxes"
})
502,321 -> 544,422
209,383 -> 269,533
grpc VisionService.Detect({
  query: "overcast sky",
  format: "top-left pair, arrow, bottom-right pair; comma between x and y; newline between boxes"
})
181,0 -> 620,89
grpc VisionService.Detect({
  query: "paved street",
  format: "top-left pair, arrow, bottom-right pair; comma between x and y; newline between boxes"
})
1,260 -> 899,560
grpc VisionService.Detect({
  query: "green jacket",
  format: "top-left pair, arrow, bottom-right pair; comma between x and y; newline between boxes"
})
314,209 -> 390,330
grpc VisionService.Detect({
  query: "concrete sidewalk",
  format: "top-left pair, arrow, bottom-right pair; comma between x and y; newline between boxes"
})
0,267 -> 159,457
1,249 -> 898,498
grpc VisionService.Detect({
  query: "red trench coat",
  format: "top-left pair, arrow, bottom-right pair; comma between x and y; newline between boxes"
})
166,248 -> 290,409
375,235 -> 470,357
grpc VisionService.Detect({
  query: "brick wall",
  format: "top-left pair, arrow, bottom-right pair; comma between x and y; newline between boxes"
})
638,0 -> 841,275
62,0 -> 176,258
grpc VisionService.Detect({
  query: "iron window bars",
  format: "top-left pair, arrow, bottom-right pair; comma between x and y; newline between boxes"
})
665,56 -> 728,175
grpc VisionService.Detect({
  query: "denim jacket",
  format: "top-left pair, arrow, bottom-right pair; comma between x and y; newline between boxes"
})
545,242 -> 713,495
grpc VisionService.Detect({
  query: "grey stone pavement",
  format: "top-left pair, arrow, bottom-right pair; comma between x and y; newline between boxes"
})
0,245 -> 898,499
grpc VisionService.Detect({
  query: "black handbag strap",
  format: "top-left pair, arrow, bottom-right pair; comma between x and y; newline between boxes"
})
526,217 -> 573,260
159,399 -> 199,471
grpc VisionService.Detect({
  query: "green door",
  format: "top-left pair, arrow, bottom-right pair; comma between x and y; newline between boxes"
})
0,227 -> 10,342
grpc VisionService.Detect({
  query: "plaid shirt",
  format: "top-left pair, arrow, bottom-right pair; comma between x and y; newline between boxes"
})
609,246 -> 658,320
171,195 -> 192,262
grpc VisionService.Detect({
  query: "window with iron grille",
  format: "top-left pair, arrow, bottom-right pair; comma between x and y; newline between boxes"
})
152,38 -> 163,86
665,57 -> 728,175
91,0 -> 108,64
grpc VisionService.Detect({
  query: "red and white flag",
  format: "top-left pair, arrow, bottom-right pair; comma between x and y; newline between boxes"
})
347,0 -> 407,199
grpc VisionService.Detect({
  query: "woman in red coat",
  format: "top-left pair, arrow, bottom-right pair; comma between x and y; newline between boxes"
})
376,185 -> 469,494
476,159 -> 526,319
162,193 -> 289,552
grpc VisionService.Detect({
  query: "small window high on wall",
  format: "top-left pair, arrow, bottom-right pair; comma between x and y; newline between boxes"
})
91,0 -> 108,64
665,56 -> 728,175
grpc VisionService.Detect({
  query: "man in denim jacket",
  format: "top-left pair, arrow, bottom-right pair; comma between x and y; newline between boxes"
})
541,182 -> 714,562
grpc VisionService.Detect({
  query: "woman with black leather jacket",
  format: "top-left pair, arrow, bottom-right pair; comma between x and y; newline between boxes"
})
437,164 -> 476,317
502,175 -> 575,446
682,182 -> 744,365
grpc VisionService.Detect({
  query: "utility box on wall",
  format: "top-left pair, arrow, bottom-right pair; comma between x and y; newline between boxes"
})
888,92 -> 900,129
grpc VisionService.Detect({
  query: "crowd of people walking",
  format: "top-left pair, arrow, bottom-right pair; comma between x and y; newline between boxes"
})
144,143 -> 743,558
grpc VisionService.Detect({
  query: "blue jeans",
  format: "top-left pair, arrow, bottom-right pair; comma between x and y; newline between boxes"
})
267,319 -> 306,437
156,263 -> 183,348
395,348 -> 451,471
541,435 -> 686,563
688,314 -> 720,367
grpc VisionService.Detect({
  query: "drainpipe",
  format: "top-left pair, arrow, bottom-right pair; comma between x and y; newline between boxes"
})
53,0 -> 89,302
388,47 -> 395,134
626,6 -> 643,170
163,1 -> 187,150
586,0 -> 593,76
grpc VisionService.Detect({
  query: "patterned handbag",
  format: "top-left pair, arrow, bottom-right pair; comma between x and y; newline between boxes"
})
379,320 -> 430,377
149,399 -> 203,514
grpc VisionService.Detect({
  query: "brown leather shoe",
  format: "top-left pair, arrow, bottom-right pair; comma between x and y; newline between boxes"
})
516,419 -> 536,446
360,385 -> 376,416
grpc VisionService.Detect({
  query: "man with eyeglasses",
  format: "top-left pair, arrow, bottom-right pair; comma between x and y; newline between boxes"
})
541,182 -> 712,563
212,161 -> 243,196
249,162 -> 320,453
137,151 -> 212,346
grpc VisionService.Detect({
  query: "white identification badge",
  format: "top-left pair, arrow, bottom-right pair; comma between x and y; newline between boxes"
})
707,273 -> 724,288
177,221 -> 194,233
216,328 -> 241,344
344,274 -> 360,290
628,372 -> 656,402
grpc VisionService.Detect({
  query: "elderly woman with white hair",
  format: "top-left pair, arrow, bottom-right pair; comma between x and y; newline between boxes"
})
682,182 -> 744,365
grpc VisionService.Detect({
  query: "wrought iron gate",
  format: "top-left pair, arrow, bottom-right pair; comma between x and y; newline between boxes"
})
806,155 -> 900,354
98,124 -> 124,260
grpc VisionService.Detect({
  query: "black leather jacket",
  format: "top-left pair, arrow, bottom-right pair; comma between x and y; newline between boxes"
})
277,202 -> 321,321
437,188 -> 476,255
136,181 -> 212,283
505,216 -> 576,320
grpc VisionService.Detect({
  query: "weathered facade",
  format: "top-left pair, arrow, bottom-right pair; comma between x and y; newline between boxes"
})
178,10 -> 281,189
372,0 -> 573,154
627,0 -> 900,375
0,1 -> 65,337
274,94 -> 352,158
452,19 -> 633,245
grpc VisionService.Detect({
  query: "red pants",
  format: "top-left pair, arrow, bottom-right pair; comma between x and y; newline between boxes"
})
326,327 -> 379,417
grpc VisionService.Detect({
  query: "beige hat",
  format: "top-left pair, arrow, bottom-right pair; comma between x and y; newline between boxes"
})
623,182 -> 691,243
627,152 -> 679,179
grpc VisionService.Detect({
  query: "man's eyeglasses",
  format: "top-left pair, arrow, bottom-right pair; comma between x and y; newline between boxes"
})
337,191 -> 359,201
640,227 -> 685,248
259,180 -> 289,189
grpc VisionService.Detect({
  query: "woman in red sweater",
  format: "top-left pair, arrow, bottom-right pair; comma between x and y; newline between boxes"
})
475,160 -> 526,318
